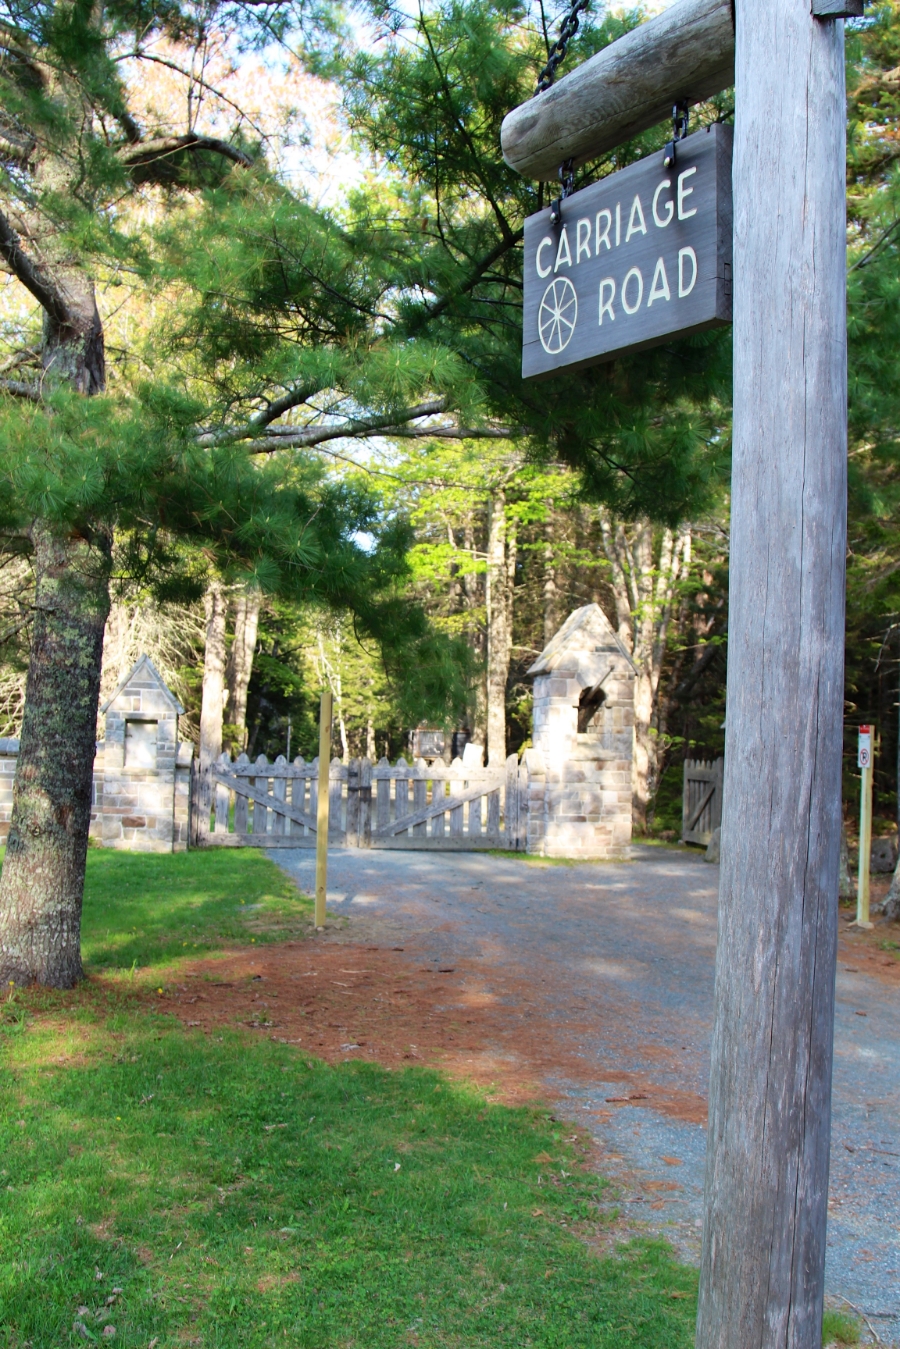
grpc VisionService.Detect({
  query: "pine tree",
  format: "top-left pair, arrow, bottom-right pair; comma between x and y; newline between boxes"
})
0,0 -> 474,986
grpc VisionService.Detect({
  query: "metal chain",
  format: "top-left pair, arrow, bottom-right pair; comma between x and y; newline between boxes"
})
535,0 -> 590,96
549,157 -> 575,225
663,102 -> 690,169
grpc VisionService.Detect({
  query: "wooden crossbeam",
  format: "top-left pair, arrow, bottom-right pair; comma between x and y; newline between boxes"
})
375,781 -> 502,837
211,770 -> 317,833
500,0 -> 734,180
685,782 -> 716,833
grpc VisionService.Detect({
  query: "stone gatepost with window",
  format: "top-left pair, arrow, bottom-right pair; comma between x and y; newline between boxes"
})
524,603 -> 635,859
92,654 -> 193,851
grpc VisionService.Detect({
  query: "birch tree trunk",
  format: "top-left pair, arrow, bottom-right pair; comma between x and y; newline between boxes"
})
543,521 -> 562,646
0,524 -> 110,987
225,583 -> 260,749
460,518 -> 487,745
485,488 -> 517,765
598,515 -> 691,832
199,579 -> 227,773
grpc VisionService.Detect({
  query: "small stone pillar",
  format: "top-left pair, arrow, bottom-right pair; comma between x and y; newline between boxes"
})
93,654 -> 193,852
527,604 -> 635,859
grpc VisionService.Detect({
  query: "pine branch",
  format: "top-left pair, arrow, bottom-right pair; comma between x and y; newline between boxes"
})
383,424 -> 512,440
0,209 -> 73,328
0,378 -> 41,401
121,51 -> 269,147
405,227 -> 525,332
195,384 -> 323,447
119,133 -> 254,177
230,398 -> 453,452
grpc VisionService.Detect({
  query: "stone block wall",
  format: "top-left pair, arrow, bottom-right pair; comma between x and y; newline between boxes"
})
526,606 -> 636,860
0,656 -> 193,853
94,666 -> 190,852
91,741 -> 193,852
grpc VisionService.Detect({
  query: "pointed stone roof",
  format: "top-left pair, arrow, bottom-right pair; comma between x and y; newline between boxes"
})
100,653 -> 185,715
527,603 -> 635,684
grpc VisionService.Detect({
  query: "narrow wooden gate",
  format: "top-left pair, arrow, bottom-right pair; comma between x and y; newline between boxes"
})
193,752 -> 527,851
681,758 -> 724,846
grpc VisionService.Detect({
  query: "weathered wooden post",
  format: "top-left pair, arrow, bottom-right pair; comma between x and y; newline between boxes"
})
314,689 -> 332,929
696,1 -> 847,1342
501,0 -> 853,1335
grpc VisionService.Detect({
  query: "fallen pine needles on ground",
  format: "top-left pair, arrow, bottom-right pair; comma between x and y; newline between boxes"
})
0,851 -> 703,1347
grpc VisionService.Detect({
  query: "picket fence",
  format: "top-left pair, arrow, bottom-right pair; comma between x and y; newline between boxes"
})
192,752 -> 528,851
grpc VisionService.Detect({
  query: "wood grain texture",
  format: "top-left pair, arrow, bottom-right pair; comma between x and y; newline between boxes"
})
501,0 -> 734,181
695,2 -> 847,1345
522,125 -> 731,378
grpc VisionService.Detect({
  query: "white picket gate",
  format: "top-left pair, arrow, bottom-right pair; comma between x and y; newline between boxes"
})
192,752 -> 527,851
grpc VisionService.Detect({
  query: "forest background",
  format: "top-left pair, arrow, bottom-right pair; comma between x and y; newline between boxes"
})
1,0 -> 899,852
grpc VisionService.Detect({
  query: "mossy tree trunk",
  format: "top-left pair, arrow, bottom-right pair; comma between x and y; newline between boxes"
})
0,524 -> 110,987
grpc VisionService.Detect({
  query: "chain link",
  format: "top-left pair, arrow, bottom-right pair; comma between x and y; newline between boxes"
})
549,158 -> 575,225
663,101 -> 690,169
535,0 -> 590,96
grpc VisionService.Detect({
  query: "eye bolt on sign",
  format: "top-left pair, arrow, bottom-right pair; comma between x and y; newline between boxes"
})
522,124 -> 733,379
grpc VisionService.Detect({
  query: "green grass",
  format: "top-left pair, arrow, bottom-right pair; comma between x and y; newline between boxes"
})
5,847 -> 803,1348
80,849 -> 314,973
1,986 -> 698,1349
0,849 -> 858,1347
822,1308 -> 862,1345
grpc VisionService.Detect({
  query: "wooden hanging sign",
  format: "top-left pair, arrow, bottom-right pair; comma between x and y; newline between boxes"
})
522,123 -> 732,380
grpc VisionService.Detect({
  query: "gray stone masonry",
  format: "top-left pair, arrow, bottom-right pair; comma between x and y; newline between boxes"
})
526,604 -> 635,860
0,656 -> 193,853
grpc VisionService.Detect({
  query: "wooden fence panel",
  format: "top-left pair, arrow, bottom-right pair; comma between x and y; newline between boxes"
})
682,758 -> 724,846
193,751 -> 531,851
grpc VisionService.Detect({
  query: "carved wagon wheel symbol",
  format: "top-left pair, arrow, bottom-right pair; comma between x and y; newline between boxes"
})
538,276 -> 578,354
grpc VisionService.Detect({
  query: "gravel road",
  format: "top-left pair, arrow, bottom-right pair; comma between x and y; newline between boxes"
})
273,843 -> 900,1340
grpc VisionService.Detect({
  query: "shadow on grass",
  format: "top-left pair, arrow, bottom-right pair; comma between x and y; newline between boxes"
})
78,849 -> 313,973
1,989 -> 699,1349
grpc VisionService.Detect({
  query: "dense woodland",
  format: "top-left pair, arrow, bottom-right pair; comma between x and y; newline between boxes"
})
1,0 -> 900,981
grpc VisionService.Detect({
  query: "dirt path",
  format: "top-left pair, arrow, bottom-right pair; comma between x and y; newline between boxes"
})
164,844 -> 900,1341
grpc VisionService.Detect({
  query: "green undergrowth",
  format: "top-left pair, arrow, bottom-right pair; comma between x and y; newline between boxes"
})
1,987 -> 699,1349
822,1307 -> 863,1345
79,849 -> 314,973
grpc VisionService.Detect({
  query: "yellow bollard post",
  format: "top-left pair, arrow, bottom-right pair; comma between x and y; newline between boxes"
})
856,724 -> 874,930
315,689 -> 333,930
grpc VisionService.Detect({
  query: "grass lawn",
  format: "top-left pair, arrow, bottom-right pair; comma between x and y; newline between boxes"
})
0,849 -> 747,1347
80,848 -> 314,972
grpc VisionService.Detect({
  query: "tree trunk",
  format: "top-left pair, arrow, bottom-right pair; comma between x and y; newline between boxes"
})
225,583 -> 260,748
883,857 -> 900,921
0,256 -> 109,987
696,1 -> 847,1342
0,525 -> 110,987
485,489 -> 517,765
542,521 -> 561,645
200,579 -> 227,771
460,517 -> 487,745
598,515 -> 691,833
839,822 -> 855,902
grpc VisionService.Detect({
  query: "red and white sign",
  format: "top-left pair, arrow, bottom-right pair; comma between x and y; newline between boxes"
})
858,726 -> 872,770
